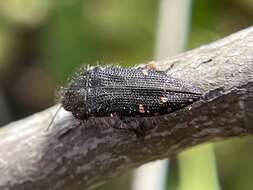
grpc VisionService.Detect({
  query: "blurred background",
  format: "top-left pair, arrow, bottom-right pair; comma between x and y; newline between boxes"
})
0,0 -> 253,190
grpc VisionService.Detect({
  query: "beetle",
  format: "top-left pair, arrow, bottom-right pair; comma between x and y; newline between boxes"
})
54,65 -> 202,135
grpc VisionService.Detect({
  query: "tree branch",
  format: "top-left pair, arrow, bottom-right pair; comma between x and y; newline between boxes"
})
1,26 -> 253,190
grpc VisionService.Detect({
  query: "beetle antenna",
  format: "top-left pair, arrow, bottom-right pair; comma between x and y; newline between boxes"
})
47,105 -> 63,131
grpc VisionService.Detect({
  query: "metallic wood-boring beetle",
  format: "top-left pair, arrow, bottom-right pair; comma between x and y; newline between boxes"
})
57,65 -> 202,135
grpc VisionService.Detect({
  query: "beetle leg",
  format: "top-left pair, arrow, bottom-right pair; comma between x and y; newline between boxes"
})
139,117 -> 158,131
112,116 -> 157,137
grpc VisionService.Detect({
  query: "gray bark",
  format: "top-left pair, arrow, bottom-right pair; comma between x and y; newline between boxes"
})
0,26 -> 253,190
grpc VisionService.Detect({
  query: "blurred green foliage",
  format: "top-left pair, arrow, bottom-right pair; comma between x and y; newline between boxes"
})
41,0 -> 158,80
0,0 -> 252,190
